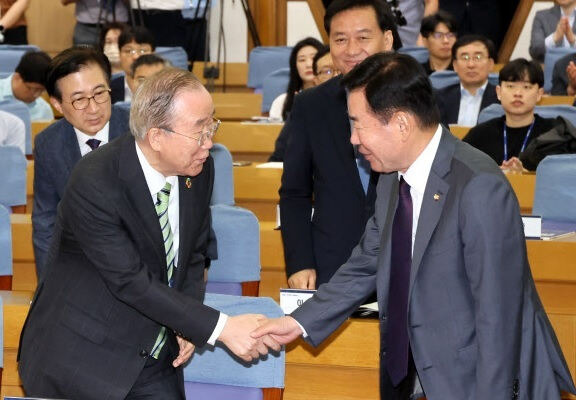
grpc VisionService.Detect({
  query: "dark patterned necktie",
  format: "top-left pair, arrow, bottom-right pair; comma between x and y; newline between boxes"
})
86,138 -> 101,151
385,177 -> 413,386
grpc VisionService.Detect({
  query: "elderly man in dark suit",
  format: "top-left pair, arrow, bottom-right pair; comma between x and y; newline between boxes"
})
32,47 -> 130,276
19,68 -> 277,399
272,0 -> 401,290
253,53 -> 576,400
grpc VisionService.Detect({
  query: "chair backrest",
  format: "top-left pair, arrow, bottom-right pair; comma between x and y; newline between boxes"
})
261,68 -> 290,113
488,72 -> 499,87
533,154 -> 576,221
0,205 -> 12,278
0,146 -> 27,209
210,143 -> 234,206
183,293 -> 284,400
478,103 -> 576,126
543,47 -> 576,93
206,204 -> 260,296
248,46 -> 292,90
155,46 -> 189,70
0,45 -> 40,73
429,70 -> 460,90
398,46 -> 429,63
0,99 -> 32,155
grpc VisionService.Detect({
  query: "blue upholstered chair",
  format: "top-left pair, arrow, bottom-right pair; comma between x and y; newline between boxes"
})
398,46 -> 429,63
0,146 -> 27,212
206,204 -> 260,296
261,68 -> 290,113
156,46 -> 189,70
488,72 -> 499,87
210,143 -> 234,206
533,155 -> 576,222
184,293 -> 285,400
247,46 -> 292,91
0,99 -> 32,156
429,70 -> 459,90
543,47 -> 576,93
477,103 -> 576,126
0,205 -> 12,287
0,44 -> 40,73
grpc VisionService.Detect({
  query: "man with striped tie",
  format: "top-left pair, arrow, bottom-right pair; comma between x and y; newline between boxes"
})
19,68 -> 278,400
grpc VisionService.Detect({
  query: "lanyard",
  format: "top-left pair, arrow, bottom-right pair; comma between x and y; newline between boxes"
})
503,119 -> 535,161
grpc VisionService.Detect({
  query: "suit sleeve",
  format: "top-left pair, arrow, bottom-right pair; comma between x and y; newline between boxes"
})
551,57 -> 569,95
62,169 -> 220,346
460,173 -> 524,398
31,138 -> 59,278
529,12 -> 547,63
278,94 -> 316,277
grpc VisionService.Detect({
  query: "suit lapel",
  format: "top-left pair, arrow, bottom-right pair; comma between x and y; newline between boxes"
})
410,130 -> 455,290
450,86 -> 461,124
61,120 -> 82,173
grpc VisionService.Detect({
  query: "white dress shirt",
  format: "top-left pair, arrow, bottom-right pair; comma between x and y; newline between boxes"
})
0,109 -> 26,154
75,122 -> 110,156
135,141 -> 227,345
457,81 -> 488,127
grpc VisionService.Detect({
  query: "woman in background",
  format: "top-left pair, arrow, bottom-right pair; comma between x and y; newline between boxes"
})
269,37 -> 324,121
99,22 -> 128,75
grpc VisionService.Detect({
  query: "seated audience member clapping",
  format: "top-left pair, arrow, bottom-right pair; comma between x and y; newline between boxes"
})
110,26 -> 155,104
312,46 -> 340,85
463,58 -> 557,172
128,54 -> 170,94
529,0 -> 576,64
420,10 -> 458,75
435,35 -> 499,127
99,22 -> 129,75
269,37 -> 324,121
551,52 -> 576,95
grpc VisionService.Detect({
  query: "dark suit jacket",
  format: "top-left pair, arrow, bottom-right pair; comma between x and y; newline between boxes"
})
551,53 -> 576,95
292,129 -> 576,399
19,134 -> 219,400
111,75 -> 126,104
279,76 -> 377,286
435,82 -> 499,126
32,105 -> 130,277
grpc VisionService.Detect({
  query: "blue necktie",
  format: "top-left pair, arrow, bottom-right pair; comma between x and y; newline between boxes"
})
385,177 -> 413,386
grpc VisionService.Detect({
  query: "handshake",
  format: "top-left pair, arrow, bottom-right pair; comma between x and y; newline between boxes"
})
217,314 -> 304,362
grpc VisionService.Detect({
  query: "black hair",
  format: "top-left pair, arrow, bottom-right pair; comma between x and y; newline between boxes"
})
46,46 -> 112,100
498,58 -> 544,87
131,54 -> 168,77
15,51 -> 52,85
281,37 -> 324,121
98,22 -> 129,51
420,10 -> 458,38
341,52 -> 440,128
118,26 -> 156,51
312,45 -> 330,75
451,34 -> 496,61
324,0 -> 402,50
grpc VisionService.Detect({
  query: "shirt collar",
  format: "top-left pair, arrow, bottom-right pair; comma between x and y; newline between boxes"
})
74,121 -> 110,145
135,140 -> 178,198
399,124 -> 443,195
460,80 -> 488,97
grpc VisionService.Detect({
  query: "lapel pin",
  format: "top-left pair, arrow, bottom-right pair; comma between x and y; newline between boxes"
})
185,177 -> 192,189
433,193 -> 440,201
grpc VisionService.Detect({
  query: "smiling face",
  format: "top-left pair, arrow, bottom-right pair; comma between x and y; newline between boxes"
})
329,6 -> 393,75
50,63 -> 111,136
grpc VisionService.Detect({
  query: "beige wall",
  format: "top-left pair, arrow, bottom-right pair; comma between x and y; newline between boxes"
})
26,0 -> 75,56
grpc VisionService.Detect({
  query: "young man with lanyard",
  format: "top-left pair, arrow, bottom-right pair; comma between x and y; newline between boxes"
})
463,58 -> 557,172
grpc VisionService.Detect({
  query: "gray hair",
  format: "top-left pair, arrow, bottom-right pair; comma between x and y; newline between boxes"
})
129,68 -> 204,140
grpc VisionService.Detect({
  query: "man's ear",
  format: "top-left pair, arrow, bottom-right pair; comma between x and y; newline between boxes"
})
148,127 -> 164,151
496,84 -> 501,101
49,97 -> 64,115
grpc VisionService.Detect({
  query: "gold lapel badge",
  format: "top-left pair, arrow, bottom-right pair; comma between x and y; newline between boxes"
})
185,177 -> 192,189
433,193 -> 440,201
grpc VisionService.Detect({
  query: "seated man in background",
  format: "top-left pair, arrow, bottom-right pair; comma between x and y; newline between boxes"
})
0,51 -> 54,121
551,52 -> 576,95
129,53 -> 170,94
419,10 -> 457,75
463,58 -> 558,171
32,47 -> 130,276
312,45 -> 340,85
529,0 -> 576,63
110,26 -> 155,104
0,109 -> 25,154
435,34 -> 499,126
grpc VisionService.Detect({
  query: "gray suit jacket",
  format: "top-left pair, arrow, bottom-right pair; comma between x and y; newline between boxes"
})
32,105 -> 130,277
292,129 -> 576,399
530,5 -> 576,63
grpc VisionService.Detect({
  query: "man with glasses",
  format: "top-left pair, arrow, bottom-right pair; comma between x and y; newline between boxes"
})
19,67 -> 277,400
312,46 -> 340,85
0,50 -> 54,121
435,34 -> 499,127
110,26 -> 155,104
32,46 -> 130,276
419,10 -> 457,75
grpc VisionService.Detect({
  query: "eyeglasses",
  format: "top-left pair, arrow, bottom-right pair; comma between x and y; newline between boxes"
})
457,54 -> 489,63
121,48 -> 152,56
159,118 -> 221,146
68,89 -> 111,110
501,82 -> 538,92
317,67 -> 340,77
430,31 -> 456,40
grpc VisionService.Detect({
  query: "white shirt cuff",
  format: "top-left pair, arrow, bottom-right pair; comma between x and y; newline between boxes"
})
545,33 -> 560,48
207,312 -> 228,345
